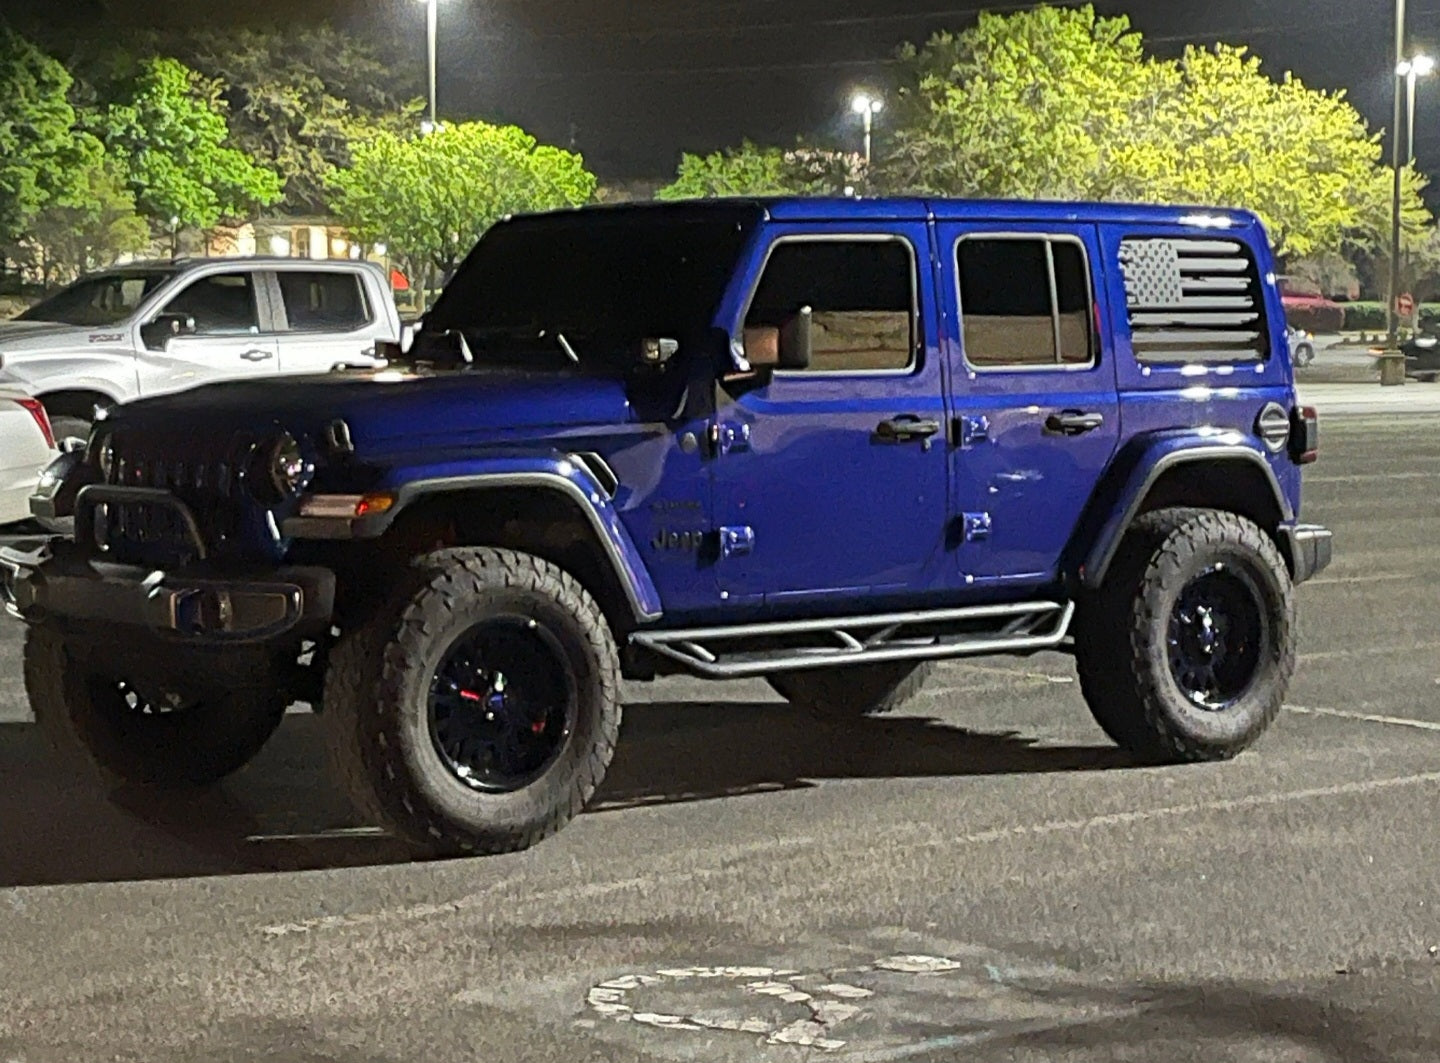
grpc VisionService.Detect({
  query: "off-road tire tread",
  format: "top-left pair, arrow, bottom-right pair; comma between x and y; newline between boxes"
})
321,547 -> 621,857
1076,507 -> 1294,763
24,623 -> 289,788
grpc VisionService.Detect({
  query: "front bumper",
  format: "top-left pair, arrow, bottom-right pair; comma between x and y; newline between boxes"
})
1279,523 -> 1333,585
0,539 -> 335,644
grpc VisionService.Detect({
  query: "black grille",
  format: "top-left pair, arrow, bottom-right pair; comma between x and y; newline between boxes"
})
1118,237 -> 1269,364
91,431 -> 278,567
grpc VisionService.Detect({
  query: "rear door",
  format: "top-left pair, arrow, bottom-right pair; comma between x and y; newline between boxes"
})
136,270 -> 279,396
936,221 -> 1121,584
268,268 -> 385,373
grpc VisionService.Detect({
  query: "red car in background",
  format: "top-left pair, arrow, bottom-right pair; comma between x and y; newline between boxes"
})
1279,276 -> 1347,332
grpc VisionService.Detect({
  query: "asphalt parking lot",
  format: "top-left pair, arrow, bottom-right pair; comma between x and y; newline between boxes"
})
2,412 -> 1440,1062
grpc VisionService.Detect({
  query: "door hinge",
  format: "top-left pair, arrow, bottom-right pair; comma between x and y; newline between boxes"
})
708,422 -> 752,456
962,512 -> 993,542
954,414 -> 990,449
719,525 -> 755,559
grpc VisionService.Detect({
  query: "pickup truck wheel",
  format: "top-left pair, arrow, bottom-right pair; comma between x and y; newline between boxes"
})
1075,508 -> 1294,762
23,624 -> 289,788
766,661 -> 934,718
321,547 -> 621,857
47,416 -> 92,452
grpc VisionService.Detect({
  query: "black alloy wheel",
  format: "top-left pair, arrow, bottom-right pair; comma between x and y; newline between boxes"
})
427,617 -> 577,793
1166,564 -> 1267,712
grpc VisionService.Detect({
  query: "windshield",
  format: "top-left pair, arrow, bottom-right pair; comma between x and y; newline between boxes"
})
419,207 -> 760,371
16,270 -> 175,327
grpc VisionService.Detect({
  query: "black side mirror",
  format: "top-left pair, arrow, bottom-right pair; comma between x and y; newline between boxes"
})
779,306 -> 813,370
141,312 -> 195,350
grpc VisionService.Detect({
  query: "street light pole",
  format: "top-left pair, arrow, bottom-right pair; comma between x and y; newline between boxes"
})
419,0 -> 440,133
1382,0 -> 1408,385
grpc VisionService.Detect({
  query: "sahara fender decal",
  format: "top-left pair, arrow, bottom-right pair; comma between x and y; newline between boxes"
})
1076,436 -> 1293,590
359,459 -> 662,622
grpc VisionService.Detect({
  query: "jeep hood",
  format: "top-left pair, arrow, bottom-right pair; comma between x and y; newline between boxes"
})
105,367 -> 635,445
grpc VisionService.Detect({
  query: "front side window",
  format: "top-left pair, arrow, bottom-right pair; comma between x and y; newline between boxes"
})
957,236 -> 1095,369
276,271 -> 371,332
744,238 -> 916,373
165,273 -> 260,335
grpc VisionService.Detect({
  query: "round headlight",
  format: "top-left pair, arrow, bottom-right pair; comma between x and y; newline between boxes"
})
269,433 -> 312,499
96,436 -> 116,480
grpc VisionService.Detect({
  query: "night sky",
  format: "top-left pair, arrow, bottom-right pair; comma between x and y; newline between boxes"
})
8,0 -> 1440,184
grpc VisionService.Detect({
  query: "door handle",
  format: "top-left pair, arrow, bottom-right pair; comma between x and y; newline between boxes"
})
241,349 -> 274,362
1044,410 -> 1104,436
875,414 -> 942,443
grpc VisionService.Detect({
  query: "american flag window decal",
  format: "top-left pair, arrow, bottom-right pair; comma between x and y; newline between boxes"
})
1118,237 -> 1269,364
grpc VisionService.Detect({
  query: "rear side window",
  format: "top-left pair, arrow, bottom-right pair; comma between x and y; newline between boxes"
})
957,236 -> 1094,368
276,271 -> 372,332
1118,237 -> 1268,363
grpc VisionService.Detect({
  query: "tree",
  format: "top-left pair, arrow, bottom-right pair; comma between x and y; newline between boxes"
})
175,25 -> 424,214
0,27 -> 91,248
18,159 -> 150,284
328,121 -> 597,307
657,139 -> 865,200
877,5 -> 1433,260
90,57 -> 283,236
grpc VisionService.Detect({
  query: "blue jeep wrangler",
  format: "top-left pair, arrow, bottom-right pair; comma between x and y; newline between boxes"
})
2,197 -> 1331,856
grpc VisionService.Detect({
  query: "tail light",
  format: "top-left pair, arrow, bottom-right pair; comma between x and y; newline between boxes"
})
1289,405 -> 1318,465
15,398 -> 56,450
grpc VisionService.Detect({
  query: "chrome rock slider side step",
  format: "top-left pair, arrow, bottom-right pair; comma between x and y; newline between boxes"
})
631,600 -> 1075,679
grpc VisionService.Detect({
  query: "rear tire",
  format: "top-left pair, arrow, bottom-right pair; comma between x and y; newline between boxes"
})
1074,508 -> 1294,762
46,415 -> 92,452
767,661 -> 934,718
320,547 -> 622,857
24,624 -> 289,788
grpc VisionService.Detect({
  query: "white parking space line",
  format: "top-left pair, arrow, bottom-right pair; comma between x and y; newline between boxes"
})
1307,472 -> 1437,484
1308,572 -> 1416,586
260,767 -> 1440,939
1289,705 -> 1440,733
1300,641 -> 1440,661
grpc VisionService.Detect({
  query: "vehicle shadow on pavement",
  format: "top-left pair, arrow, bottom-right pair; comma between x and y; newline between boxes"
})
0,703 -> 1132,889
594,700 -> 1133,812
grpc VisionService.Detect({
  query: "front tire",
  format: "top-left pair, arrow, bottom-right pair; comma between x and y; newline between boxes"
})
24,624 -> 290,788
321,547 -> 622,857
767,661 -> 934,718
1074,508 -> 1294,762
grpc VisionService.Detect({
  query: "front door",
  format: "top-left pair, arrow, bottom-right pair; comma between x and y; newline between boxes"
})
710,223 -> 950,607
936,222 -> 1121,584
136,271 -> 279,396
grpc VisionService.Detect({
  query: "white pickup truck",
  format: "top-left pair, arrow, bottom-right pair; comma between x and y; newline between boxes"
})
0,257 -> 401,446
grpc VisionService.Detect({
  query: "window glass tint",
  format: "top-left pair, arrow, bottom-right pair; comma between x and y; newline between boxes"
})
958,237 -> 1094,368
1118,237 -> 1267,363
166,273 -> 259,335
958,239 -> 1055,366
17,271 -> 173,327
1052,241 -> 1093,365
277,271 -> 371,331
745,240 -> 914,372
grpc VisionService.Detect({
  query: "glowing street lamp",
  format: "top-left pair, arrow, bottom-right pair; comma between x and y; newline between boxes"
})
850,92 -> 884,167
1397,54 -> 1436,164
